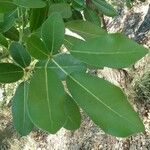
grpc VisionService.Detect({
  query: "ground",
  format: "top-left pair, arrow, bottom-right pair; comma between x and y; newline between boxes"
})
0,1 -> 150,150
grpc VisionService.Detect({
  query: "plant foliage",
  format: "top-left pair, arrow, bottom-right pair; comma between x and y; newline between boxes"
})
0,0 -> 148,137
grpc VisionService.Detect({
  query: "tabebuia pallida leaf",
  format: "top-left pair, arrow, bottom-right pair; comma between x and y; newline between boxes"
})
41,12 -> 65,55
3,27 -> 19,41
64,35 -> 84,50
9,42 -> 31,68
66,72 -> 145,137
69,33 -> 148,68
0,0 -> 17,13
83,7 -> 101,26
0,63 -> 24,83
13,0 -> 46,8
12,82 -> 34,136
0,10 -> 17,33
30,6 -> 48,32
0,13 -> 4,22
63,94 -> 81,130
92,0 -> 118,17
49,3 -> 72,19
65,20 -> 106,39
27,60 -> 66,133
0,33 -> 8,48
26,34 -> 49,59
35,53 -> 87,80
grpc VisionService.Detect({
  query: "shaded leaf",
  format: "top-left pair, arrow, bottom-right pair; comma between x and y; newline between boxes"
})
30,7 -> 48,32
84,7 -> 101,26
9,42 -> 31,68
3,26 -> 19,41
65,20 -> 106,39
92,0 -> 117,17
13,0 -> 46,8
0,63 -> 24,83
0,33 -> 8,47
0,10 -> 17,33
0,0 -> 17,13
49,3 -> 72,19
63,94 -> 81,130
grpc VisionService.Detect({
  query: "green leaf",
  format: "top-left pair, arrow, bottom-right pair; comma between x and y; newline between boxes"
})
0,13 -> 4,22
13,0 -> 46,8
36,53 -> 87,80
49,3 -> 72,19
0,33 -> 8,47
26,34 -> 49,59
3,26 -> 19,41
0,10 -> 17,33
84,7 -> 101,26
28,60 -> 66,133
9,42 -> 31,68
0,0 -> 17,13
65,20 -> 106,39
30,7 -> 48,32
63,94 -> 81,130
66,72 -> 145,137
92,0 -> 117,17
72,0 -> 85,11
0,63 -> 24,83
64,35 -> 84,50
41,12 -> 65,55
12,82 -> 34,136
70,33 -> 148,68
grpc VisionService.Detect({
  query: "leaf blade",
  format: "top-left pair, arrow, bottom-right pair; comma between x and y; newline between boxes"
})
70,33 -> 148,68
12,82 -> 34,136
41,12 -> 65,55
66,72 -> 145,137
28,60 -> 66,133
65,20 -> 106,39
0,63 -> 24,83
9,42 -> 31,68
